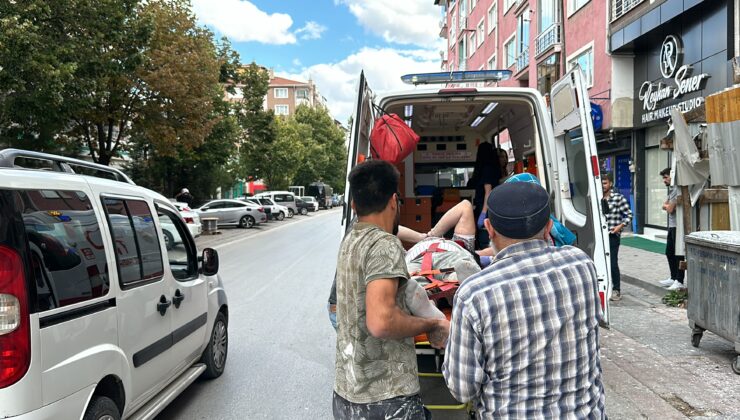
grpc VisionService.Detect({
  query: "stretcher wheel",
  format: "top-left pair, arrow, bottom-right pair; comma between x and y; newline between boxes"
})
691,327 -> 704,348
732,356 -> 740,375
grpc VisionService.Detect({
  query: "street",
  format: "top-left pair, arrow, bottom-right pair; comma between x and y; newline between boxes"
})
156,209 -> 740,420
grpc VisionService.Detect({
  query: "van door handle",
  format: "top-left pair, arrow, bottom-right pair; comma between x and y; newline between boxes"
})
157,295 -> 171,316
172,289 -> 184,308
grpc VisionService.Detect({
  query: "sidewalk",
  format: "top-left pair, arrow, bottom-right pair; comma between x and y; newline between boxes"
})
602,234 -> 740,419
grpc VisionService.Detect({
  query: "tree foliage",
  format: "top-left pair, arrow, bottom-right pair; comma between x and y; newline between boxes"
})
291,105 -> 347,193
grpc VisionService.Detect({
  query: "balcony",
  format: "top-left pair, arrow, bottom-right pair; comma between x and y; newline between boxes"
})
612,0 -> 644,21
439,18 -> 448,39
515,48 -> 529,75
535,23 -> 561,57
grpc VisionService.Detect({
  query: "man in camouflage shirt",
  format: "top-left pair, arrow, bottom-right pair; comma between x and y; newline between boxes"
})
333,160 -> 449,419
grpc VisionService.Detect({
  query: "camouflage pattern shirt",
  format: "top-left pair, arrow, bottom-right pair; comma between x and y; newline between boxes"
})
334,222 -> 419,404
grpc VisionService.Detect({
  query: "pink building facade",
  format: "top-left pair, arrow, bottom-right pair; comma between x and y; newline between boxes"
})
437,0 -> 613,131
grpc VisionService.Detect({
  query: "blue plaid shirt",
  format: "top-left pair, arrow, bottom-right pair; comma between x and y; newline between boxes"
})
443,240 -> 606,419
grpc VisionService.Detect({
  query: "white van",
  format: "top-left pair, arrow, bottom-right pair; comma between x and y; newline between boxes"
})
254,191 -> 298,217
343,69 -> 613,324
0,150 -> 229,419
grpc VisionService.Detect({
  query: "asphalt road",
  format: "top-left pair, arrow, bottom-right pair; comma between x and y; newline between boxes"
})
157,208 -> 343,420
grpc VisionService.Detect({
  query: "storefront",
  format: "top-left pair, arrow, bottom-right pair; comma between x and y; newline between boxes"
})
612,0 -> 732,235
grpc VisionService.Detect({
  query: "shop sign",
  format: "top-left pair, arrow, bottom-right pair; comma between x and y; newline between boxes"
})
637,35 -> 710,124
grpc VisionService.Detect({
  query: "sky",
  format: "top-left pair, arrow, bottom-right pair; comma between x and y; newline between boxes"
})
191,0 -> 446,123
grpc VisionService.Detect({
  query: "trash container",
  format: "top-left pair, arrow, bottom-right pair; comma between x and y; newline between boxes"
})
685,231 -> 740,374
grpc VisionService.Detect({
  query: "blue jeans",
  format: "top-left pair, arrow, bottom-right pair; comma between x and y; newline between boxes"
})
328,303 -> 337,330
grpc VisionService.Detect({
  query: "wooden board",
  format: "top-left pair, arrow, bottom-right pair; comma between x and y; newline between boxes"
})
706,87 -> 740,123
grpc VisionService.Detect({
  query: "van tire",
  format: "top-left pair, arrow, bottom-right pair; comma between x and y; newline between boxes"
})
288,208 -> 294,218
276,211 -> 285,221
83,396 -> 120,420
201,311 -> 228,379
163,230 -> 175,251
239,216 -> 254,229
300,207 -> 308,215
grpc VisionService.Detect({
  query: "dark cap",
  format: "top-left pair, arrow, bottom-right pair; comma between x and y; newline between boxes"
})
486,182 -> 550,239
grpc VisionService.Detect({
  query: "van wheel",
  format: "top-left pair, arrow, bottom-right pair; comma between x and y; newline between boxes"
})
83,396 -> 120,420
239,216 -> 254,229
300,207 -> 308,215
201,311 -> 228,379
276,211 -> 285,221
288,208 -> 294,217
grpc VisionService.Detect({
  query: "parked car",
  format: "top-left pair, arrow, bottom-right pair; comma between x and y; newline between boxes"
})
195,199 -> 267,228
331,194 -> 341,207
301,196 -> 319,212
0,149 -> 229,420
294,197 -> 311,215
172,201 -> 202,238
254,191 -> 297,217
244,197 -> 289,221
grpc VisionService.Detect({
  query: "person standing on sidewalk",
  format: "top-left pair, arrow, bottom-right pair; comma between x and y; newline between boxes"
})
333,160 -> 449,419
442,182 -> 606,418
659,168 -> 685,290
602,174 -> 633,301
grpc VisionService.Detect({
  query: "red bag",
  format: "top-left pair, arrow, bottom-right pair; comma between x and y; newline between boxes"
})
370,113 -> 420,165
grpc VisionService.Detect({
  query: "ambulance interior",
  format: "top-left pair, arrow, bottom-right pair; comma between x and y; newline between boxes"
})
372,93 -> 597,259
379,96 -> 547,238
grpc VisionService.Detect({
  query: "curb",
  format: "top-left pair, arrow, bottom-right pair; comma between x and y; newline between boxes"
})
621,274 -> 670,297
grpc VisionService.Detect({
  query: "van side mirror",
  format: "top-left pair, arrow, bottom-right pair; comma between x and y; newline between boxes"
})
201,248 -> 219,276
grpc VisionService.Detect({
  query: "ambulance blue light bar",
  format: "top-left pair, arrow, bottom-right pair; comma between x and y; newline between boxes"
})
401,70 -> 512,85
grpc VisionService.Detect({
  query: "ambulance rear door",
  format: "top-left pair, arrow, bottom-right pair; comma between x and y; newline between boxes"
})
343,71 -> 376,233
549,67 -> 612,326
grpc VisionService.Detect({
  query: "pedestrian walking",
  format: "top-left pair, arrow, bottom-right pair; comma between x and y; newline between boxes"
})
442,181 -> 606,418
332,160 -> 449,420
658,168 -> 686,290
602,174 -> 632,301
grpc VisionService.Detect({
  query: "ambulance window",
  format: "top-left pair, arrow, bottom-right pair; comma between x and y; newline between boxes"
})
564,134 -> 589,215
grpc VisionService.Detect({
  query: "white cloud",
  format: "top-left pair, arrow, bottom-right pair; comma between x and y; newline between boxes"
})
280,47 -> 440,124
295,21 -> 327,40
335,0 -> 441,48
192,0 -> 296,44
292,58 -> 302,67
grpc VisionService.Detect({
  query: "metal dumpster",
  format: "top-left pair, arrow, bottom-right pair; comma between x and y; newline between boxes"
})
685,231 -> 740,374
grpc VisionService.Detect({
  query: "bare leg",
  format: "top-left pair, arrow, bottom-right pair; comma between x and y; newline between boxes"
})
428,200 -> 476,238
397,225 -> 427,243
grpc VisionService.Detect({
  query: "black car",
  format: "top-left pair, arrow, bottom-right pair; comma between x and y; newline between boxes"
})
294,197 -> 311,215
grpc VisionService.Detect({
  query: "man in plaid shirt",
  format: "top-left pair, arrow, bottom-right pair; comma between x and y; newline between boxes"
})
442,182 -> 606,418
602,174 -> 633,301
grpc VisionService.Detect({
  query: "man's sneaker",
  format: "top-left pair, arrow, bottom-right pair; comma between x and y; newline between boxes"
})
659,278 -> 675,287
609,290 -> 621,301
667,280 -> 685,290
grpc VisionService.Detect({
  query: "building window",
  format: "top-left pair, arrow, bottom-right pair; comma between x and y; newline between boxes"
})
568,0 -> 590,16
477,20 -> 485,46
536,53 -> 559,94
487,3 -> 497,34
568,45 -> 593,87
296,89 -> 308,99
470,32 -> 477,56
487,53 -> 497,70
274,88 -> 288,98
458,38 -> 467,70
275,105 -> 289,115
504,35 -> 516,68
612,0 -> 644,21
470,0 -> 477,10
450,10 -> 457,41
539,0 -> 557,31
517,13 -> 530,57
504,0 -> 516,13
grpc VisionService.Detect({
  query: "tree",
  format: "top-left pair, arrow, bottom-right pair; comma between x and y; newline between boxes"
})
0,0 -> 222,165
292,105 -> 347,192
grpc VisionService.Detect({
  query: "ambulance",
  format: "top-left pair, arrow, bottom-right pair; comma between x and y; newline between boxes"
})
342,68 -> 614,324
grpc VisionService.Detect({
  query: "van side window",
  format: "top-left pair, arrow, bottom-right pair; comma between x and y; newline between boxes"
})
103,198 -> 164,288
157,207 -> 197,280
18,189 -> 110,311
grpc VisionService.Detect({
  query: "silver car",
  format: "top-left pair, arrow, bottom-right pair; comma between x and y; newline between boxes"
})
195,199 -> 267,228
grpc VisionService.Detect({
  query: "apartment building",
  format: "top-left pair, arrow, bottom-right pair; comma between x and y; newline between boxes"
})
266,70 -> 327,117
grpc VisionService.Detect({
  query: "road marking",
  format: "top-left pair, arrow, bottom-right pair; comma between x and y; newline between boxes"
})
210,209 -> 340,251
